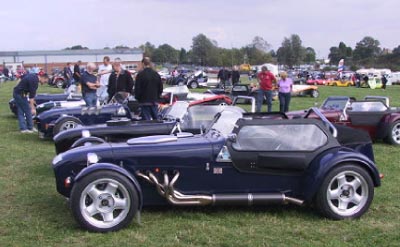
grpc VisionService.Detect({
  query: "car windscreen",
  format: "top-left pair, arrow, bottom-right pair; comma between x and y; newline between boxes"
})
350,101 -> 388,112
209,107 -> 244,137
163,101 -> 189,120
180,105 -> 226,130
321,98 -> 349,111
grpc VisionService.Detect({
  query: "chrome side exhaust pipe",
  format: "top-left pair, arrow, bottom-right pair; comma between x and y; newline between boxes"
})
136,171 -> 304,207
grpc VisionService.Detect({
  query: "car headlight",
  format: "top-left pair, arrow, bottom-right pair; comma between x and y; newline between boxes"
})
87,153 -> 99,166
117,107 -> 126,116
82,130 -> 91,138
52,154 -> 63,165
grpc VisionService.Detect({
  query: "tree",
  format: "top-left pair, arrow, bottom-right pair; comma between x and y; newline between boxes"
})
304,47 -> 316,64
64,45 -> 89,50
328,42 -> 352,65
276,34 -> 306,67
179,48 -> 188,64
139,42 -> 156,58
251,36 -> 271,53
191,34 -> 217,66
114,45 -> 130,50
152,44 -> 179,64
353,36 -> 381,66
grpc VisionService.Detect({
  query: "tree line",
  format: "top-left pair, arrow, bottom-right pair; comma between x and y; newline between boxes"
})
65,34 -> 400,70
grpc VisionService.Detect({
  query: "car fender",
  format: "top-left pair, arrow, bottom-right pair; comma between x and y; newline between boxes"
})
54,115 -> 82,126
74,163 -> 143,210
71,136 -> 106,149
377,114 -> 400,139
302,149 -> 381,202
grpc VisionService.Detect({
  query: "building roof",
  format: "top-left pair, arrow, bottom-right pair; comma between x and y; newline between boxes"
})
0,48 -> 143,57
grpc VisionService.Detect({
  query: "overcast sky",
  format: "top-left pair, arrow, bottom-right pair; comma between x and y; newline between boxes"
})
1,0 -> 399,58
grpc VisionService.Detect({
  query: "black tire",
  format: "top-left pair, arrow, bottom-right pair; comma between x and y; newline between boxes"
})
55,79 -> 64,88
384,120 -> 400,145
189,81 -> 199,89
315,164 -> 374,220
70,170 -> 139,232
311,90 -> 319,98
53,117 -> 82,136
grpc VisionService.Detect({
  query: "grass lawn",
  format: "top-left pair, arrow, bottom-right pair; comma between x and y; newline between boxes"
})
0,81 -> 399,247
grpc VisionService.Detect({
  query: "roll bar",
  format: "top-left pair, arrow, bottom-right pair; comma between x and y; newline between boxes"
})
304,107 -> 337,138
232,96 -> 256,113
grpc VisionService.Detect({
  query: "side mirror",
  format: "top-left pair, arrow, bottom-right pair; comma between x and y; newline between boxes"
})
228,133 -> 237,143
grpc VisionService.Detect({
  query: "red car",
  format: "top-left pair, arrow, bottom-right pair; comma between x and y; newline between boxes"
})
306,79 -> 327,85
289,96 -> 400,145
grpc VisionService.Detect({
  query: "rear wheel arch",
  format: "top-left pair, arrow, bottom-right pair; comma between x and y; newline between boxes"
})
314,162 -> 375,219
74,165 -> 143,210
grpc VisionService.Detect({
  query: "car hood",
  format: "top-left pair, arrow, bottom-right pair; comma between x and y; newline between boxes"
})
109,134 -> 221,166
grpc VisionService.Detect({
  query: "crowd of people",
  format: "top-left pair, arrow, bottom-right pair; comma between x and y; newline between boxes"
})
13,56 -> 163,133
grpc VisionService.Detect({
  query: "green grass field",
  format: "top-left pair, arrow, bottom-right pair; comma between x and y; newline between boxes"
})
0,81 -> 399,247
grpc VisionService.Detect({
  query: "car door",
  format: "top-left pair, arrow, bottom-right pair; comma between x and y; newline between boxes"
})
226,118 -> 339,175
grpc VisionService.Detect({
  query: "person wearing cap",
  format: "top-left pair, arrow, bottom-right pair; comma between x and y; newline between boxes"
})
135,57 -> 163,120
256,66 -> 276,112
97,56 -> 112,103
277,71 -> 293,113
80,62 -> 100,107
13,73 -> 49,133
107,58 -> 134,101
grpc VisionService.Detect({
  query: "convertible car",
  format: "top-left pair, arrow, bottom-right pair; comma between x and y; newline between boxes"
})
327,80 -> 354,87
207,84 -> 319,103
52,107 -> 381,232
290,96 -> 400,145
9,92 -> 82,115
35,90 -> 233,139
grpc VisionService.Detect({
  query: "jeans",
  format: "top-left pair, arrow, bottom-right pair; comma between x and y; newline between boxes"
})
141,105 -> 158,120
83,92 -> 97,107
256,89 -> 273,112
13,93 -> 33,130
97,85 -> 109,104
278,92 -> 291,113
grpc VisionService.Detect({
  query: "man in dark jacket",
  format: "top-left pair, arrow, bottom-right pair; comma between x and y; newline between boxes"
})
231,66 -> 241,85
73,60 -> 82,84
13,73 -> 49,133
63,62 -> 73,87
217,67 -> 231,88
135,57 -> 163,120
107,58 -> 134,101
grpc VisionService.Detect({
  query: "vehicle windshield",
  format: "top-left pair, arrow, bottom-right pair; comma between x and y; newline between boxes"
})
180,105 -> 227,130
163,101 -> 189,120
321,97 -> 350,111
208,107 -> 244,137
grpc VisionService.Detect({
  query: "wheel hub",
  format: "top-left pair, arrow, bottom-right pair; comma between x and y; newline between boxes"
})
97,194 -> 115,213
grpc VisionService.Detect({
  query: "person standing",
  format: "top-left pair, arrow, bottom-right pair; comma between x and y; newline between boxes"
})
217,67 -> 231,89
97,56 -> 112,103
107,58 -> 134,101
73,60 -> 82,84
13,73 -> 49,133
63,62 -> 73,87
256,66 -> 276,112
135,57 -> 163,120
381,74 -> 388,90
3,66 -> 9,80
231,66 -> 241,85
277,71 -> 293,113
80,62 -> 100,107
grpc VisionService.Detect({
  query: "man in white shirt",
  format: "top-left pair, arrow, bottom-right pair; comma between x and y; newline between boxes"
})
97,56 -> 112,103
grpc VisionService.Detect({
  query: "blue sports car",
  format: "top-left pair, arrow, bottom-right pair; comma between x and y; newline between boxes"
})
52,107 -> 381,232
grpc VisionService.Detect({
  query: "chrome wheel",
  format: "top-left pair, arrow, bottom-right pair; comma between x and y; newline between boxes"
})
60,121 -> 78,131
391,122 -> 400,144
326,171 -> 369,217
311,90 -> 319,98
80,178 -> 131,229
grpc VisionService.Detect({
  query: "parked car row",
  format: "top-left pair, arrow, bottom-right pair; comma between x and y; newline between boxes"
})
10,85 -> 387,233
